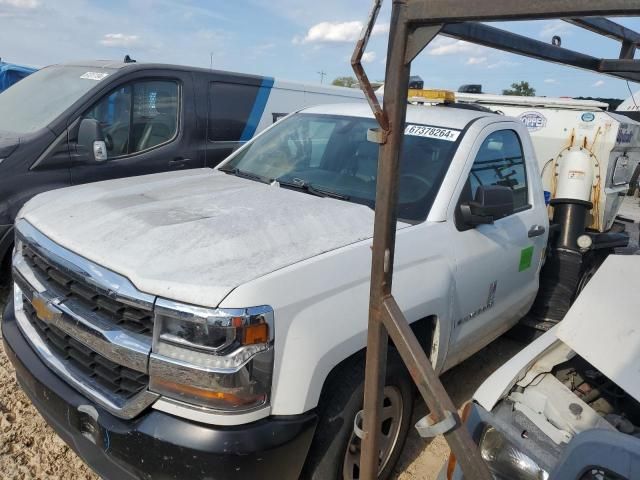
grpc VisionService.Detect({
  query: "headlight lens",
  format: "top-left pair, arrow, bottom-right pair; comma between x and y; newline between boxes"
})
150,299 -> 274,412
479,426 -> 549,480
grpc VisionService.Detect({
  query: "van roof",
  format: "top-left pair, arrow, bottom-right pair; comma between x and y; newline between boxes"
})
52,60 -> 267,79
302,102 -> 494,130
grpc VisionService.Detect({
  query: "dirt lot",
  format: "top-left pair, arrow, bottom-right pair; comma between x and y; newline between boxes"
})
0,197 -> 638,480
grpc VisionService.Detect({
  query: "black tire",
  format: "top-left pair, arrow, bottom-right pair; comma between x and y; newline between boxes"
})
301,353 -> 413,480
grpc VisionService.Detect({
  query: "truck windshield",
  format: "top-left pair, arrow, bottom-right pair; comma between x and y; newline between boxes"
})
222,113 -> 462,222
0,65 -> 115,135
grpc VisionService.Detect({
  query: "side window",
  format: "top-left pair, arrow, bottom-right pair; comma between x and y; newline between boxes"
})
84,79 -> 179,158
466,129 -> 529,211
84,86 -> 131,156
208,82 -> 261,142
130,81 -> 179,153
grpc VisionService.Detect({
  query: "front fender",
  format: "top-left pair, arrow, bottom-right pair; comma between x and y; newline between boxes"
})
221,222 -> 456,415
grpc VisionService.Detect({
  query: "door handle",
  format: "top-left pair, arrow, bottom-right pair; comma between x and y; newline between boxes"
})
168,157 -> 190,167
528,225 -> 546,238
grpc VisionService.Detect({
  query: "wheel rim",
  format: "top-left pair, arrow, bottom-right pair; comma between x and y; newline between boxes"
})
342,386 -> 404,480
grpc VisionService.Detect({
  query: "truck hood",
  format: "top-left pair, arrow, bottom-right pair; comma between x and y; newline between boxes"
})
19,169 -> 390,307
556,255 -> 640,402
475,255 -> 640,411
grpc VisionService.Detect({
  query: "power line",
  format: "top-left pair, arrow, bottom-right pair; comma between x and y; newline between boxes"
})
627,80 -> 639,108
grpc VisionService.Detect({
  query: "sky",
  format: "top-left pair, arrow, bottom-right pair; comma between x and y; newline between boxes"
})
1,0 -> 640,100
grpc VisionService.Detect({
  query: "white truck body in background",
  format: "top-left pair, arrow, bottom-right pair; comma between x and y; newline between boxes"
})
456,93 -> 640,231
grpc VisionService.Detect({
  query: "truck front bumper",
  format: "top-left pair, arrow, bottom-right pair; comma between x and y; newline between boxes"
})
2,299 -> 317,480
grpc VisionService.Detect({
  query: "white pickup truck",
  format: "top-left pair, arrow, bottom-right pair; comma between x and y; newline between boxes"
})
2,101 -> 637,480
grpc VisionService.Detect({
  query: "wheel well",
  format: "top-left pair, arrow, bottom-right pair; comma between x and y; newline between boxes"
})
317,316 -> 436,406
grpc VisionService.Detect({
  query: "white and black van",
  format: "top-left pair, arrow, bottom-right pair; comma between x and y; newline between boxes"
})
0,60 -> 365,275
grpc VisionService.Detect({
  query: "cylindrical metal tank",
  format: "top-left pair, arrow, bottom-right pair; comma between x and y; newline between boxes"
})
555,148 -> 595,203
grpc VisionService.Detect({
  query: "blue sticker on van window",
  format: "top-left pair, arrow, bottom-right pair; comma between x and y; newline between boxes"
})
239,77 -> 275,141
581,112 -> 595,122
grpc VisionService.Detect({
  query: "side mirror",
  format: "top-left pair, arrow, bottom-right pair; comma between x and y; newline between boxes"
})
461,185 -> 514,227
77,118 -> 108,162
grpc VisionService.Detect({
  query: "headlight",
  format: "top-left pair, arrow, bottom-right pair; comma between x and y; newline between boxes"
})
479,426 -> 548,480
149,299 -> 274,412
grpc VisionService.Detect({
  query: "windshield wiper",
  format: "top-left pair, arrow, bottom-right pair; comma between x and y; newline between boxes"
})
277,178 -> 351,201
218,166 -> 272,184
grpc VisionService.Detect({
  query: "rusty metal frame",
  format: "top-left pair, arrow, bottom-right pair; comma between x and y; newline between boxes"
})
352,1 -> 640,479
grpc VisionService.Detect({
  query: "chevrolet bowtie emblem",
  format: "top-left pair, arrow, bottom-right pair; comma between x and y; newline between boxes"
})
31,295 -> 61,323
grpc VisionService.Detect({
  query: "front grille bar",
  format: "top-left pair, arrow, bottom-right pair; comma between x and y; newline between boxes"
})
14,250 -> 151,373
12,219 -> 159,419
12,285 -> 158,419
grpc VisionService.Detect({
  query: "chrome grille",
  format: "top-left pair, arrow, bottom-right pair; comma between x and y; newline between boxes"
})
22,246 -> 154,335
23,298 -> 149,398
12,219 -> 159,419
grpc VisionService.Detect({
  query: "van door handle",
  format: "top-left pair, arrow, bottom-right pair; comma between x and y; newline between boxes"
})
169,157 -> 190,167
528,225 -> 546,238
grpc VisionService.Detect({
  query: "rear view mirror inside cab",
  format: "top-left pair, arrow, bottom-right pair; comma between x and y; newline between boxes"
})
460,185 -> 515,227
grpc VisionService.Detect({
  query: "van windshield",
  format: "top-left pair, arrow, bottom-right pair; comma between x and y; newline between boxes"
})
0,65 -> 115,135
222,113 -> 462,222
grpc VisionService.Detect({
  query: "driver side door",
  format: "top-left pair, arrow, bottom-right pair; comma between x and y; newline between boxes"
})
69,72 -> 200,185
445,125 -> 548,366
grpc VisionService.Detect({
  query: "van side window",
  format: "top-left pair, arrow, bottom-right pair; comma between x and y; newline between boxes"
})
466,129 -> 529,211
84,80 -> 179,157
208,82 -> 262,142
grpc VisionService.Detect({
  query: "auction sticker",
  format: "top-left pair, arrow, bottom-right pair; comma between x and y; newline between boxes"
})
405,124 -> 461,142
80,72 -> 110,81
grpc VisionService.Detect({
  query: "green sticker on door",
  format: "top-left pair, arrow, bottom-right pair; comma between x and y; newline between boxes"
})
519,246 -> 534,272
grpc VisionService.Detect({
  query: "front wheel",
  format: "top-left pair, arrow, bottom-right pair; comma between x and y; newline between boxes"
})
301,356 -> 413,480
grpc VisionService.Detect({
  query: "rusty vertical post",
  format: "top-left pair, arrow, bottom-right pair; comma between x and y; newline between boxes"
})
359,1 -> 411,478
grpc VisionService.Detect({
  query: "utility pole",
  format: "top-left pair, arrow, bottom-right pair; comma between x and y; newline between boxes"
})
210,52 -> 214,70
317,70 -> 327,84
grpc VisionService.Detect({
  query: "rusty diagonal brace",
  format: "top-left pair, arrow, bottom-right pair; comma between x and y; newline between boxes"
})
351,0 -> 389,137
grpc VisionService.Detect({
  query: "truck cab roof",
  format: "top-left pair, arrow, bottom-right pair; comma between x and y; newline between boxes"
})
302,102 -> 497,130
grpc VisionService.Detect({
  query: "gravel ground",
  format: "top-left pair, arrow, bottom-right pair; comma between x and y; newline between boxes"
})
0,196 -> 637,480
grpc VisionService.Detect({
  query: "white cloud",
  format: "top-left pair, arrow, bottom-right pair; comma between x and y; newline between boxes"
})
100,33 -> 140,48
298,20 -> 388,44
362,51 -> 376,63
427,39 -> 478,56
0,0 -> 39,8
593,80 -> 605,87
487,60 -> 520,69
544,78 -> 557,84
466,56 -> 487,65
539,20 -> 569,39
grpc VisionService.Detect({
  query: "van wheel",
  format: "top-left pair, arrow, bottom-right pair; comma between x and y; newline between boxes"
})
301,355 -> 413,480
